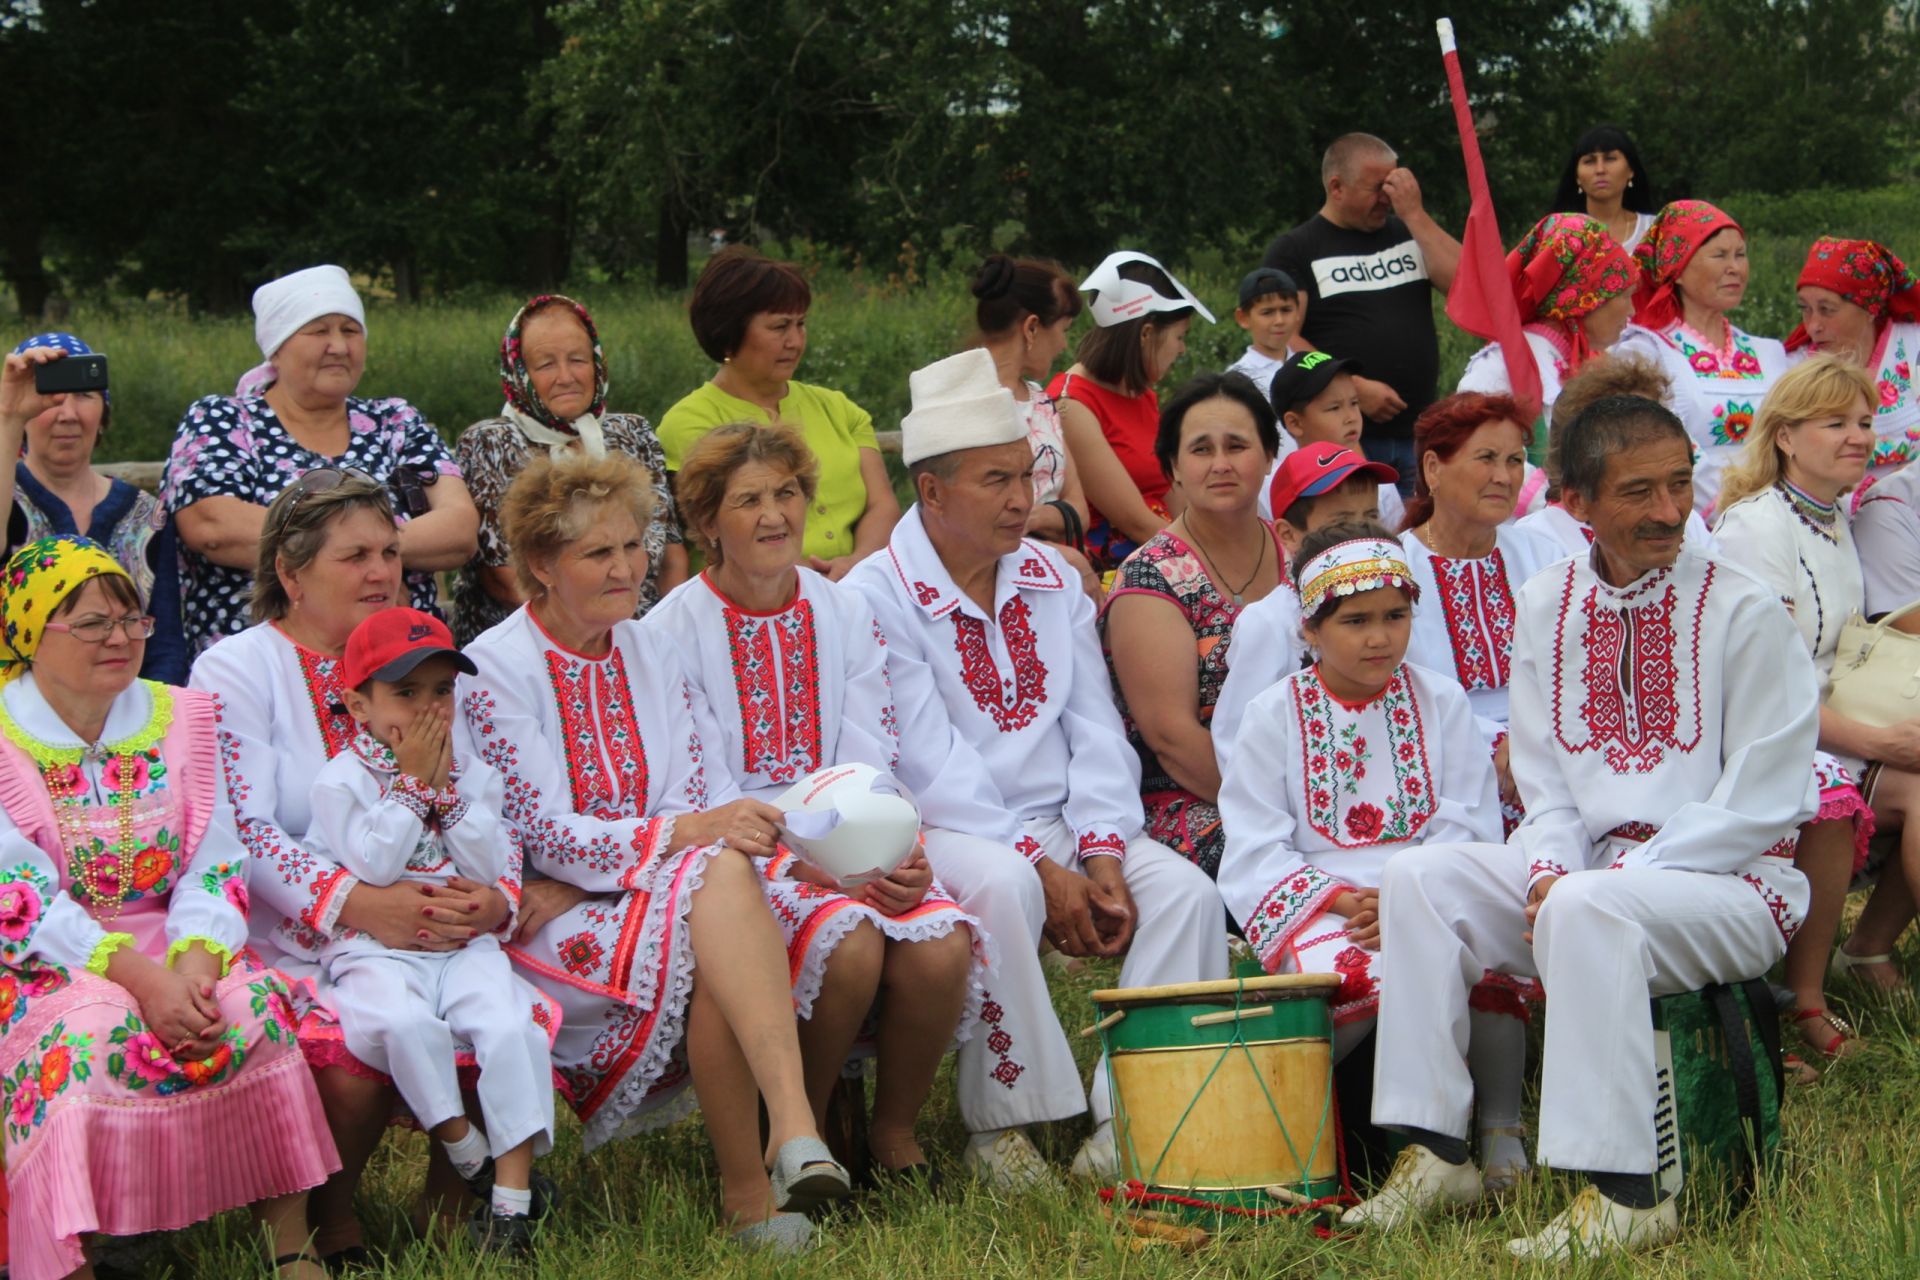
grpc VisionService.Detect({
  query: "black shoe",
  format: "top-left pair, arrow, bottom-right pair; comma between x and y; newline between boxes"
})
320,1245 -> 377,1275
461,1158 -> 560,1220
469,1203 -> 537,1257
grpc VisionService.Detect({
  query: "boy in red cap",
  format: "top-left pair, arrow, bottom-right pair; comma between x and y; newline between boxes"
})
308,607 -> 556,1255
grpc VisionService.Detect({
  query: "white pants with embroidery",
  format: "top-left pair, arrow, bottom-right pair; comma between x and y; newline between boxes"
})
1371,842 -> 1786,1175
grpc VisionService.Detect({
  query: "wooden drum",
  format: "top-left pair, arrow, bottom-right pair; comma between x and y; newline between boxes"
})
1091,974 -> 1342,1214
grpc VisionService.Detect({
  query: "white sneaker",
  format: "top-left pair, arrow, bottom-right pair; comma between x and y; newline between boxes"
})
963,1128 -> 1062,1192
1479,1125 -> 1532,1193
1505,1185 -> 1680,1261
1339,1144 -> 1486,1231
1068,1121 -> 1118,1181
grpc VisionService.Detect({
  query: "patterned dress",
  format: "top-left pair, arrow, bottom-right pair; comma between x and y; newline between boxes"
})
450,414 -> 682,644
0,677 -> 336,1280
645,570 -> 986,1027
1100,526 -> 1282,878
159,394 -> 461,652
459,607 -> 721,1149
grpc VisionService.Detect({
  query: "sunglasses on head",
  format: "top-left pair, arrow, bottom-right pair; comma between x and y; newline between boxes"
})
269,466 -> 380,539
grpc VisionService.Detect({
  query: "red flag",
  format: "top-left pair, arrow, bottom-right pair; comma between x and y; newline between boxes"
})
1437,18 -> 1542,423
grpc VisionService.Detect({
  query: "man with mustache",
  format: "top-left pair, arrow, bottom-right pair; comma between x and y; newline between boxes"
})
1341,395 -> 1818,1259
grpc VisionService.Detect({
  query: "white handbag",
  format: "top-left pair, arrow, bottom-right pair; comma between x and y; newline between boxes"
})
1827,600 -> 1920,728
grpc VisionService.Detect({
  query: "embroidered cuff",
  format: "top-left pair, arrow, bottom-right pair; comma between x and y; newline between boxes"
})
1526,859 -> 1569,891
86,932 -> 135,976
1014,834 -> 1047,866
391,774 -> 438,824
305,868 -> 361,937
1242,866 -> 1344,970
1074,829 -> 1128,864
436,793 -> 471,830
620,815 -> 674,891
492,878 -> 521,936
166,935 -> 234,975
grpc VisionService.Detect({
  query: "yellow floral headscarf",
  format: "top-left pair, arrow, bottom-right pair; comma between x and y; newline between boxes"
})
0,536 -> 133,682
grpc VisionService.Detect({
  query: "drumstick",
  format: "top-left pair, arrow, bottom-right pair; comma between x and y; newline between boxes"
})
1101,1205 -> 1211,1250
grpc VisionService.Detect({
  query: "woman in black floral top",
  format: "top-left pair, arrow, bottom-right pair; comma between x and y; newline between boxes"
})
451,294 -> 685,644
160,265 -> 478,652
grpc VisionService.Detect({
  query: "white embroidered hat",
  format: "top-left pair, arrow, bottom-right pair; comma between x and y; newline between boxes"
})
900,348 -> 1027,467
1296,537 -> 1418,617
252,265 -> 366,359
1080,250 -> 1217,328
773,762 -> 923,888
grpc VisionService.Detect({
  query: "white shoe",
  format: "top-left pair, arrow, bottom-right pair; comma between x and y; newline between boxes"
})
1068,1121 -> 1118,1181
1479,1125 -> 1531,1193
1505,1185 -> 1680,1261
963,1128 -> 1063,1191
1339,1144 -> 1485,1231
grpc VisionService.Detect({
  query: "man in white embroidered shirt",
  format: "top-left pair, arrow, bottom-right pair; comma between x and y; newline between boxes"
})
848,349 -> 1227,1187
1344,396 -> 1817,1259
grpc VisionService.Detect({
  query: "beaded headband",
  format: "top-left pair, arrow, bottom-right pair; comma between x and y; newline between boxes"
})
1297,538 -> 1418,616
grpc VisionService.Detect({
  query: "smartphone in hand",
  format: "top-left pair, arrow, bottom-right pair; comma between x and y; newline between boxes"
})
33,354 -> 108,396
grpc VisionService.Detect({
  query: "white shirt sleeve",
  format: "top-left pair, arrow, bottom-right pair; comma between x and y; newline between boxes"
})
1056,579 -> 1147,859
305,755 -> 429,888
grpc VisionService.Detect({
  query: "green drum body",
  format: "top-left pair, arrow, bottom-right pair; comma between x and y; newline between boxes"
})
1094,975 -> 1343,1216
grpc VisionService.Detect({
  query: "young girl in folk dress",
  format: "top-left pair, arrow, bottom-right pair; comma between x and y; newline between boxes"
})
1215,522 -> 1534,1191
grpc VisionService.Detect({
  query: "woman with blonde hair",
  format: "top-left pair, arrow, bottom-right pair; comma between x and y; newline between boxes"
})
1714,355 -> 1906,1064
460,448 -> 849,1252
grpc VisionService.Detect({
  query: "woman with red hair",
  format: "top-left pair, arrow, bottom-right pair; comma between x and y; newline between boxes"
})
1614,200 -> 1791,516
1788,237 -> 1920,489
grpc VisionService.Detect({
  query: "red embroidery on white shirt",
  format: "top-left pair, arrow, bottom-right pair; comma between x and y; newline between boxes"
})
951,597 -> 1049,732
723,601 -> 823,786
1429,549 -> 1516,691
1551,563 -> 1709,774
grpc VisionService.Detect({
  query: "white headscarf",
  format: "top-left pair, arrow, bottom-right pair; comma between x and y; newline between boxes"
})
237,265 -> 366,396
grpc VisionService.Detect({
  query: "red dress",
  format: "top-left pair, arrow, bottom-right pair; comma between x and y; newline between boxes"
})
1047,372 -> 1166,569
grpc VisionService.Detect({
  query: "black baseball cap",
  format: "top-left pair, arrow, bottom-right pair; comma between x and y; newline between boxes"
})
1268,350 -> 1364,416
1237,267 -> 1301,309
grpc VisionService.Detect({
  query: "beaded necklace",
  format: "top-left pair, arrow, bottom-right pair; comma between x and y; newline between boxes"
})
1777,478 -> 1839,544
0,681 -> 172,923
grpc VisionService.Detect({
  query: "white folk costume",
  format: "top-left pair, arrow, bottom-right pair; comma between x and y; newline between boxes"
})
308,734 -> 556,1160
1862,321 -> 1920,488
1851,460 -> 1920,614
190,623 -> 557,1083
1212,582 -> 1304,774
1371,547 -> 1817,1179
846,510 -> 1229,1133
458,608 -> 719,1149
644,570 -> 986,1026
1714,482 -> 1875,869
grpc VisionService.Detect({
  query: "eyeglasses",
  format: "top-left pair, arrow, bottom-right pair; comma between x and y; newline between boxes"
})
269,467 -> 379,540
45,614 -> 157,644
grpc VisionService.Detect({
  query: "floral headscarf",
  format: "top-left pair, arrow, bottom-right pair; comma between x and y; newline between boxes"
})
499,295 -> 610,457
1630,200 -> 1742,333
1508,213 -> 1637,369
1785,237 -> 1920,351
0,536 -> 133,683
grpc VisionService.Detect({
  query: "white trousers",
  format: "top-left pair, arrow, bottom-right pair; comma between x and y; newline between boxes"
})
924,818 -> 1229,1132
329,938 -> 557,1158
1371,842 -> 1784,1175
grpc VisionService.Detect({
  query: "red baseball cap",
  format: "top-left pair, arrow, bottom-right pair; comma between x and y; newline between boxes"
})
343,608 -> 477,688
1268,442 -> 1399,519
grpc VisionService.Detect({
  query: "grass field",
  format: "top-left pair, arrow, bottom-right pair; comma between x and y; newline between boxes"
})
22,184 -> 1918,470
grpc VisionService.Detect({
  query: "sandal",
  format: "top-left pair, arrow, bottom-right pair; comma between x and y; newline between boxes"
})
1830,944 -> 1908,993
767,1136 -> 852,1213
271,1251 -> 325,1276
1782,1052 -> 1821,1086
1792,1007 -> 1863,1059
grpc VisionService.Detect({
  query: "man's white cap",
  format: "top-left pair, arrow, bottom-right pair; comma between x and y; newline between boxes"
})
251,265 -> 367,359
1080,250 -> 1216,328
899,348 -> 1027,467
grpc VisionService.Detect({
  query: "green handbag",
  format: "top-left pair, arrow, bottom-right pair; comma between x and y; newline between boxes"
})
1651,979 -> 1784,1207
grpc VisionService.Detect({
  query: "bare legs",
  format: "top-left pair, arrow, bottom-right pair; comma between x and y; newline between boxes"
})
306,1066 -> 392,1256
1851,772 -> 1920,993
868,930 -> 973,1170
684,848 -> 824,1227
1787,819 -> 1864,1052
797,922 -> 884,1129
253,1192 -> 327,1276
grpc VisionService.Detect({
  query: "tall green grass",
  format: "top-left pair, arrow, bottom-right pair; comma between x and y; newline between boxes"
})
34,184 -> 1920,468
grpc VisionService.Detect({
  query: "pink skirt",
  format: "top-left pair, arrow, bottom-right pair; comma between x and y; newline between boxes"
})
1,962 -> 339,1280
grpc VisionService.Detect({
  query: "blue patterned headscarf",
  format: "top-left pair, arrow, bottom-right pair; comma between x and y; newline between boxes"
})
12,333 -> 108,407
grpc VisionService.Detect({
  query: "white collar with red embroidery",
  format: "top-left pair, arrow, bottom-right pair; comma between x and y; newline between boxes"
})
884,505 -> 1068,624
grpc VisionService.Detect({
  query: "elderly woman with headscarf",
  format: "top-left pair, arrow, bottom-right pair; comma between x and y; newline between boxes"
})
160,265 -> 478,653
0,534 -> 339,1279
450,294 -> 687,644
1786,237 -> 1920,488
0,336 -> 185,683
1613,200 -> 1791,516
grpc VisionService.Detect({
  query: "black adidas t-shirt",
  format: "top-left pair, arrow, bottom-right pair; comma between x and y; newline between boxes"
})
1262,213 -> 1438,441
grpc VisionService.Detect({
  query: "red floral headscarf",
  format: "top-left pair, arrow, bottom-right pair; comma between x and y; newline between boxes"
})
1630,200 -> 1742,333
1509,213 -> 1637,369
1785,237 -> 1920,351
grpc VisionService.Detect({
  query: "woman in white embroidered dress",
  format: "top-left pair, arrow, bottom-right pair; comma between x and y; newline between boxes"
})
190,473 -> 540,1266
462,448 -> 848,1252
1216,523 -> 1530,1187
1786,237 -> 1920,490
1615,200 -> 1791,516
1715,356 -> 1909,1063
648,422 -> 984,1180
1398,393 -> 1562,824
